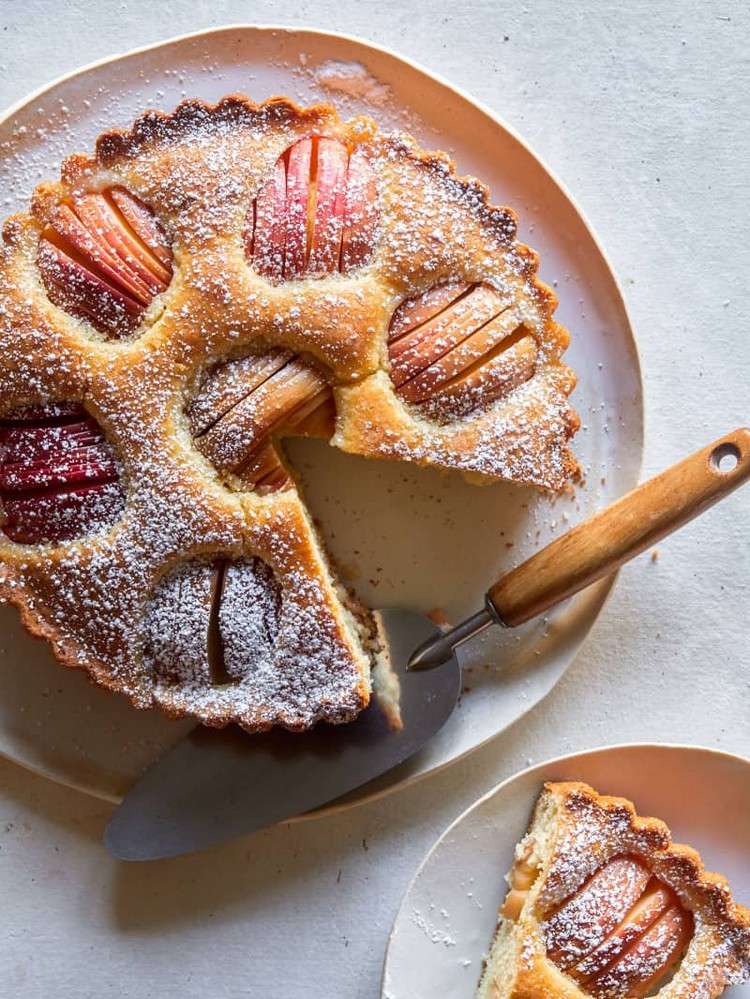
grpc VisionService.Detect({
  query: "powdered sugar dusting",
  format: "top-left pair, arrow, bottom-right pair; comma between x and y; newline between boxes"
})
312,61 -> 394,109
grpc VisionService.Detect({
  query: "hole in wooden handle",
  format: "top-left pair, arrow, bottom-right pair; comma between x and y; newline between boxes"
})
710,441 -> 741,475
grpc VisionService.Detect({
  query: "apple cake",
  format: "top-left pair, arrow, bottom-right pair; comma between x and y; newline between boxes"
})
477,781 -> 750,998
0,96 -> 578,730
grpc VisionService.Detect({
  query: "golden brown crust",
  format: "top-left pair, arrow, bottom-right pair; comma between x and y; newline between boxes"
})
0,95 -> 579,730
477,781 -> 750,999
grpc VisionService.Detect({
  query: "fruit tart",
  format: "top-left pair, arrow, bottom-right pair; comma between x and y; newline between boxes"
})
477,781 -> 750,998
0,96 -> 578,731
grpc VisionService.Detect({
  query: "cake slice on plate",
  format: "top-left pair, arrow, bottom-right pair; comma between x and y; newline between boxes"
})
477,781 -> 750,998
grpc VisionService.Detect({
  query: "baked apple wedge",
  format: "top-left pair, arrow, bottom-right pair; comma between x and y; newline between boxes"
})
0,404 -> 123,543
37,187 -> 172,337
188,350 -> 335,494
247,136 -> 377,280
388,282 -> 538,417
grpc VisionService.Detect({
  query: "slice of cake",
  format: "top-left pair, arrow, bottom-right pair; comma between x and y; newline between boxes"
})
477,781 -> 750,998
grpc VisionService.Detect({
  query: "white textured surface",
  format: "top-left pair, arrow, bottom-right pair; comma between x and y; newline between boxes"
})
1,3 -> 749,998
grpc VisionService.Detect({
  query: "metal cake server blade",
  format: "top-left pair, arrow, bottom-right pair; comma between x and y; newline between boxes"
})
105,428 -> 750,861
105,609 -> 459,860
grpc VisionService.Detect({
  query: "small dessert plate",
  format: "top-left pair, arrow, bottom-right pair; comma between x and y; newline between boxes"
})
381,744 -> 750,998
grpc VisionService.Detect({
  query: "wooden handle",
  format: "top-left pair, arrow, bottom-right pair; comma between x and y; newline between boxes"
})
487,428 -> 750,628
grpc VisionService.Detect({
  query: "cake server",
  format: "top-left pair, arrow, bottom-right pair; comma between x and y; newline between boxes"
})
105,428 -> 750,860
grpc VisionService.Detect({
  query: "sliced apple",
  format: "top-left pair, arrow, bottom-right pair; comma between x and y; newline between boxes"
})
38,235 -> 144,331
202,361 -> 327,460
109,186 -> 173,273
584,903 -> 693,999
543,857 -> 653,970
247,137 -> 377,282
571,878 -> 676,981
37,187 -> 172,338
146,557 -> 282,686
309,138 -> 349,274
47,202 -> 153,304
236,388 -> 335,494
0,445 -> 117,492
340,146 -> 378,271
195,356 -> 332,485
0,405 -> 122,544
75,194 -> 167,299
386,282 -> 541,416
0,419 -> 109,460
388,283 -> 506,387
2,481 -> 123,544
187,349 -> 294,437
388,281 -> 471,341
252,156 -> 288,282
398,308 -> 522,403
219,557 -> 281,678
284,138 -> 314,278
285,387 -> 336,439
423,337 -> 538,418
145,562 -> 214,685
236,442 -> 289,492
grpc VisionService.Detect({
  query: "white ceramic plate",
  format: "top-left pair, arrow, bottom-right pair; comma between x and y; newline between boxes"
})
382,744 -> 750,998
0,26 -> 642,803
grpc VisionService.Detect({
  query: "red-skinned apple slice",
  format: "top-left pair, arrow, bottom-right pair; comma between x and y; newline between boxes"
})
193,353 -> 334,493
108,187 -> 173,275
84,191 -> 171,287
389,284 -> 506,386
285,388 -> 336,439
38,188 -> 172,339
145,562 -> 214,685
252,157 -> 287,281
39,234 -> 144,329
584,903 -> 694,999
48,203 -> 154,305
571,879 -> 677,981
242,386 -> 335,492
309,138 -> 348,274
284,137 -> 313,278
1,414 -> 107,446
543,857 -> 653,970
0,446 -> 117,492
0,406 -> 123,544
237,442 -> 286,490
397,308 -> 520,403
74,195 -> 166,300
426,336 -> 537,414
388,282 -> 471,342
197,360 -> 328,475
219,558 -> 281,676
1,421 -> 108,463
187,349 -> 294,437
2,481 -> 122,544
340,147 -> 377,271
37,188 -> 172,336
247,137 -> 377,281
